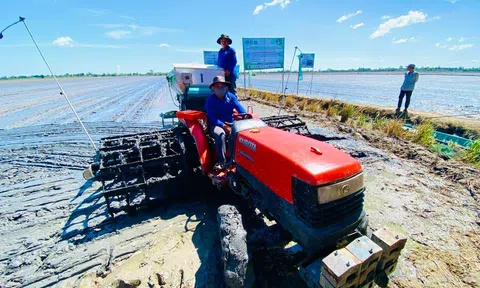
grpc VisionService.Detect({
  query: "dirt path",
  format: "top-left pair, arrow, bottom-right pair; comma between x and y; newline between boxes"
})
1,99 -> 479,287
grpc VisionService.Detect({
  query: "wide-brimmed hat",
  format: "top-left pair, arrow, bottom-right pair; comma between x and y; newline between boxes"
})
209,75 -> 231,89
217,34 -> 232,45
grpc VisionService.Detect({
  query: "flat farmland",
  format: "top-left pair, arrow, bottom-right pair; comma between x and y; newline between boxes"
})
0,76 -> 174,129
0,77 -> 478,288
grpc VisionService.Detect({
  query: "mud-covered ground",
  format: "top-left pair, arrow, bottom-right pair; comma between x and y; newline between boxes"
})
1,77 -> 479,287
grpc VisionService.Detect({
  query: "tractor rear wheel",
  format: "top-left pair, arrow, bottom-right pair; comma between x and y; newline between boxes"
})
217,204 -> 254,288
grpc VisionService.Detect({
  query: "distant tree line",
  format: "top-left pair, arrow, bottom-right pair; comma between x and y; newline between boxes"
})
3,66 -> 480,80
241,66 -> 480,74
0,70 -> 167,81
319,66 -> 480,73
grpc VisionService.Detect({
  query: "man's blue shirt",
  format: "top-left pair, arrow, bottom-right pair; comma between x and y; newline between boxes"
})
217,46 -> 237,77
206,92 -> 246,127
401,71 -> 419,91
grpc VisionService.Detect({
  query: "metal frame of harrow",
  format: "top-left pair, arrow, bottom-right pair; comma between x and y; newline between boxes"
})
261,114 -> 312,136
97,128 -> 188,216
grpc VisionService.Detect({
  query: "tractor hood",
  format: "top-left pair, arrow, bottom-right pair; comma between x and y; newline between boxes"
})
234,126 -> 363,204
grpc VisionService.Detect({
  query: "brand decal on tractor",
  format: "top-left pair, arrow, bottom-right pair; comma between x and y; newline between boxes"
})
341,184 -> 350,195
239,137 -> 257,151
239,150 -> 254,162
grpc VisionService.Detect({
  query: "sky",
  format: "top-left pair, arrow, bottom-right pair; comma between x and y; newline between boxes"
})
0,0 -> 479,77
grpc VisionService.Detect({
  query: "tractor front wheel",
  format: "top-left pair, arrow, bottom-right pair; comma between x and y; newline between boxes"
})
217,204 -> 254,288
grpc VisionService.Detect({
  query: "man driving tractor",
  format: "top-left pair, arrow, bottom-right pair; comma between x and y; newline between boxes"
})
205,75 -> 246,171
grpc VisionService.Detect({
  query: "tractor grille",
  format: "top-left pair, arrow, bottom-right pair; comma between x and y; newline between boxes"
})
292,177 -> 365,228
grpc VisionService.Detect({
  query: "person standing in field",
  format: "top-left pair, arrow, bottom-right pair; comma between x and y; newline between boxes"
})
217,34 -> 238,95
396,64 -> 419,114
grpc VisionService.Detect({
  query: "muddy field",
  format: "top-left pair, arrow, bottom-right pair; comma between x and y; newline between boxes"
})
1,77 -> 479,287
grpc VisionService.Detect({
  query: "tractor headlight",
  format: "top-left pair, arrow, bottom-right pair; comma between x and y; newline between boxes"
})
317,172 -> 364,204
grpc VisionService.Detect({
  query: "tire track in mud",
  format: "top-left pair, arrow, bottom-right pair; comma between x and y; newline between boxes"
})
44,80 -> 156,125
0,80 -> 121,119
110,79 -> 166,123
1,77 -> 163,129
9,81 -> 145,128
128,81 -> 168,123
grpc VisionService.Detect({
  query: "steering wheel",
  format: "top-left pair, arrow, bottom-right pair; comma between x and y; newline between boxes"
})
233,113 -> 253,121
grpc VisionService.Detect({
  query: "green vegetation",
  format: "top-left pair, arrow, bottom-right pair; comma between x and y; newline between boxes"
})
239,87 -> 480,168
411,122 -> 436,148
0,70 -> 167,81
340,104 -> 355,123
464,139 -> 480,167
298,99 -> 308,111
284,96 -> 297,108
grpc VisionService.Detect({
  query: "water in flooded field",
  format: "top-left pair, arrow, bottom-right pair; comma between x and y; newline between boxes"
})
238,73 -> 480,119
0,74 -> 479,131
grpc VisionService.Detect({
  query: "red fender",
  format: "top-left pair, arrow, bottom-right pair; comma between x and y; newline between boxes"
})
177,111 -> 211,174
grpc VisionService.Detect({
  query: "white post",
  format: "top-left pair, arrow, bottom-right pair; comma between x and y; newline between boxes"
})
309,69 -> 314,95
244,68 -> 247,98
281,68 -> 285,96
296,72 -> 300,95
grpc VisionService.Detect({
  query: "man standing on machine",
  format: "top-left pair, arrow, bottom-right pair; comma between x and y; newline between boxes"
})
217,34 -> 238,95
206,75 -> 246,171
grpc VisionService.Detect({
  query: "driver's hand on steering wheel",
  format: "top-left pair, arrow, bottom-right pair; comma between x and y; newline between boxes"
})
222,124 -> 232,134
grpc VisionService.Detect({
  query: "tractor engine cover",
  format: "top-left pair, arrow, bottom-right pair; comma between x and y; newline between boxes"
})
232,121 -> 366,253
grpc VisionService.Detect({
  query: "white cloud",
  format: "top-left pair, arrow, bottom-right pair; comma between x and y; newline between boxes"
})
158,43 -> 170,48
53,36 -> 74,47
253,5 -> 264,15
267,0 -> 291,8
458,37 -> 466,43
336,10 -> 362,23
447,0 -> 459,3
446,37 -> 453,42
116,65 -> 121,73
369,11 -> 427,39
105,30 -> 131,39
449,44 -> 473,51
52,36 -> 127,49
392,37 -> 415,44
436,42 -> 448,48
350,23 -> 364,29
472,60 -> 479,63
253,0 -> 292,15
381,15 -> 391,20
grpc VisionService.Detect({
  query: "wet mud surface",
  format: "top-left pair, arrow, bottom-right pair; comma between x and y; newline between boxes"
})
246,101 -> 480,288
0,77 -> 479,287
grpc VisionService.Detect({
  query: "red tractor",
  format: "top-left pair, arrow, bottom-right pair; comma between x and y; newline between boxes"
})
82,64 -> 407,288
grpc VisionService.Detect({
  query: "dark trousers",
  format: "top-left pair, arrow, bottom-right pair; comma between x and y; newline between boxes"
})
209,125 -> 234,164
397,90 -> 413,110
225,74 -> 237,95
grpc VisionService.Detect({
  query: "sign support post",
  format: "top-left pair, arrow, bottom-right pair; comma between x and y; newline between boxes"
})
309,69 -> 314,95
244,68 -> 247,99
